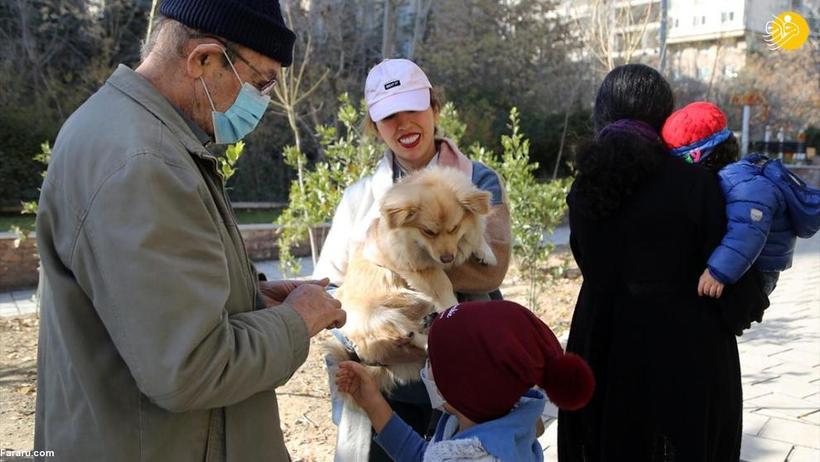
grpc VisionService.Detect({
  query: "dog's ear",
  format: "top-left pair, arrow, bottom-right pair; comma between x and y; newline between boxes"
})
385,206 -> 418,228
459,189 -> 492,215
381,197 -> 419,228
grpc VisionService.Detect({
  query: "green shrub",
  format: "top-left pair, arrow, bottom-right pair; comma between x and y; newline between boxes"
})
0,112 -> 56,208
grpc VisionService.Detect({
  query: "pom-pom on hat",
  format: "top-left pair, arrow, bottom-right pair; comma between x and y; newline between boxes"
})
427,301 -> 595,423
661,101 -> 731,164
159,0 -> 296,66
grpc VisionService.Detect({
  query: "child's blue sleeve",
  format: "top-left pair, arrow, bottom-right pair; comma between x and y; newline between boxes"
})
374,413 -> 429,462
708,174 -> 780,284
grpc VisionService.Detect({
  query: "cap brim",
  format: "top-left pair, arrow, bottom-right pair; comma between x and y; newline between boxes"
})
369,88 -> 431,122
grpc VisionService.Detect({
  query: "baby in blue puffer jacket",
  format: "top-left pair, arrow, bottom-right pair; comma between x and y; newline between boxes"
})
661,102 -> 820,298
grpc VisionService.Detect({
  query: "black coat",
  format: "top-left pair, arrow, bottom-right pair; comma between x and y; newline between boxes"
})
558,157 -> 762,462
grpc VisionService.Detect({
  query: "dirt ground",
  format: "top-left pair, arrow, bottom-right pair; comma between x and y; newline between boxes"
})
0,251 -> 581,461
0,316 -> 38,454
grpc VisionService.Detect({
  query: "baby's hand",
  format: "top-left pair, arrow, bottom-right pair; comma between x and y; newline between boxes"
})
335,361 -> 384,412
698,268 -> 725,298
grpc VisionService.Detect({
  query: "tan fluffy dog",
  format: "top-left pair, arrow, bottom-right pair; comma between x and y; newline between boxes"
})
325,166 -> 496,391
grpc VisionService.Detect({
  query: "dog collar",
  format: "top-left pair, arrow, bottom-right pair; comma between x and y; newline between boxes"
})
330,328 -> 388,367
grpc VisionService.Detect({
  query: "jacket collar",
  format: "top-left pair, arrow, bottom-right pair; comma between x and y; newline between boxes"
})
371,138 -> 474,202
432,389 -> 546,462
105,64 -> 214,159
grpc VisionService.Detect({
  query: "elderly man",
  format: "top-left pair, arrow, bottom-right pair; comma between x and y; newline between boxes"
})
33,0 -> 345,460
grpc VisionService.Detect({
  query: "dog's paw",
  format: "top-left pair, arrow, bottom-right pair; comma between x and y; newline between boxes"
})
474,246 -> 497,266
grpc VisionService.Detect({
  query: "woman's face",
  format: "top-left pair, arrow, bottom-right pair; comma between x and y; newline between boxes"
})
375,107 -> 440,171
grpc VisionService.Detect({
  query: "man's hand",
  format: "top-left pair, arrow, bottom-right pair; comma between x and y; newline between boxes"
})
283,283 -> 346,336
259,278 -> 330,307
698,268 -> 725,298
335,361 -> 393,432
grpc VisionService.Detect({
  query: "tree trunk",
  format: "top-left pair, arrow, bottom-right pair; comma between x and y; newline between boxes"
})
381,0 -> 395,58
407,0 -> 432,59
553,108 -> 571,180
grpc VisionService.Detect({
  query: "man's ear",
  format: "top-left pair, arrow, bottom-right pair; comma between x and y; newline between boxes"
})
186,43 -> 224,79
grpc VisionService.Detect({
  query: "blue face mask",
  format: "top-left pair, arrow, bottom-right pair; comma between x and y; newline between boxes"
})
200,51 -> 271,144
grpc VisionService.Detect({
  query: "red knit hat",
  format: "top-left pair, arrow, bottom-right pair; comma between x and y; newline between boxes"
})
427,301 -> 595,423
661,102 -> 732,163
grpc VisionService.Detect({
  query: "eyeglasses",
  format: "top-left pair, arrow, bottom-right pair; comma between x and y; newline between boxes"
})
193,34 -> 278,95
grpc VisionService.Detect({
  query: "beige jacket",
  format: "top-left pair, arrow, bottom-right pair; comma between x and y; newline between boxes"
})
34,65 -> 308,461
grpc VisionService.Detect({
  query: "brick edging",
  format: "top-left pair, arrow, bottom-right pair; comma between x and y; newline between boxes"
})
0,223 -> 330,292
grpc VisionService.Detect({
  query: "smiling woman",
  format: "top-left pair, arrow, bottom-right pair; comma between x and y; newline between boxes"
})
313,58 -> 513,462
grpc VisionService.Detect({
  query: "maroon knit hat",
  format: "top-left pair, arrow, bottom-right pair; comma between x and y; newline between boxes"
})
427,301 -> 595,423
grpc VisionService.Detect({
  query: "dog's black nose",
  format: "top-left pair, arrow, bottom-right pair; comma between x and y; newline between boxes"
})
440,254 -> 454,263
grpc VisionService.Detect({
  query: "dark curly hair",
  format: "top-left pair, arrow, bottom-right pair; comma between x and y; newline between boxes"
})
593,64 -> 674,133
573,64 -> 673,220
699,133 -> 740,172
573,130 -> 665,220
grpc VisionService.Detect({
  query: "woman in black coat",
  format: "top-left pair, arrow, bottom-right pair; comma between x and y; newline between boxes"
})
557,65 -> 764,461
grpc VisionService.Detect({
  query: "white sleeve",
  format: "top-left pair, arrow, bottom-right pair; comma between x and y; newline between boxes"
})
313,187 -> 358,286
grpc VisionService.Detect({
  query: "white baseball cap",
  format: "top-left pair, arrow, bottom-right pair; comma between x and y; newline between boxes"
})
365,59 -> 432,122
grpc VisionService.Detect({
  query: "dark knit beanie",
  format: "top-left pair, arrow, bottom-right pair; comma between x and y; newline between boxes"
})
428,301 -> 595,423
661,102 -> 731,164
159,0 -> 296,66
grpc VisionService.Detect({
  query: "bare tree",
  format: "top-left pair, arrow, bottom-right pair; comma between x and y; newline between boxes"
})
381,0 -> 396,58
145,0 -> 159,45
704,38 -> 726,102
571,0 -> 655,74
271,36 -> 328,153
406,0 -> 433,59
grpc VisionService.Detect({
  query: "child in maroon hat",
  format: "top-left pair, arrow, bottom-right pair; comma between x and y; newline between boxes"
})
335,300 -> 594,462
662,102 -> 820,297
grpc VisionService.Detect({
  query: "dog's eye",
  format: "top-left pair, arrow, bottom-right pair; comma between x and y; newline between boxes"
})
422,228 -> 438,237
448,224 -> 460,234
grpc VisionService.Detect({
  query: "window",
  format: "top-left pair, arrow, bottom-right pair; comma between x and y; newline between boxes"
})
693,16 -> 698,26
701,16 -> 706,25
675,18 -> 679,28
729,11 -> 734,21
721,12 -> 727,22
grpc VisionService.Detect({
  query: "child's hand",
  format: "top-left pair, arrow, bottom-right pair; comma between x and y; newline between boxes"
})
335,361 -> 393,432
335,361 -> 383,411
698,268 -> 725,298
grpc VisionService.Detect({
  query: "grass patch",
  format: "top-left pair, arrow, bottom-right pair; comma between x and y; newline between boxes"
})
0,209 -> 281,233
0,214 -> 35,233
235,209 -> 281,225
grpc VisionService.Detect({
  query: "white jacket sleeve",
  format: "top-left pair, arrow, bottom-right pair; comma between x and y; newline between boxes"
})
314,187 -> 359,286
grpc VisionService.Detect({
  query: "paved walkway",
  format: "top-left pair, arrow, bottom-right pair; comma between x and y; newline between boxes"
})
538,232 -> 820,461
0,288 -> 35,317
